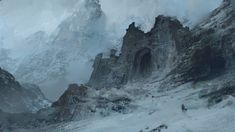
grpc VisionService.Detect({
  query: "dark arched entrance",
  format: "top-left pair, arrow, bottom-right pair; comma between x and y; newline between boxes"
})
133,48 -> 152,77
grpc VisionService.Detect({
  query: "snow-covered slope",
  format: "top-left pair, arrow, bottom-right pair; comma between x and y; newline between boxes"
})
197,0 -> 235,30
14,71 -> 235,132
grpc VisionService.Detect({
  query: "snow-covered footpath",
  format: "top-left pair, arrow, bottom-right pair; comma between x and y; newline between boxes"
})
16,77 -> 235,132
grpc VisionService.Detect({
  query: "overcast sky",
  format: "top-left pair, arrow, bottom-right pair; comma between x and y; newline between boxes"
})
0,0 -> 222,38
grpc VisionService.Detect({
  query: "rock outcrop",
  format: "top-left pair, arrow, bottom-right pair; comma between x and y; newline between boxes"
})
50,84 -> 91,121
50,84 -> 132,122
0,68 -> 50,113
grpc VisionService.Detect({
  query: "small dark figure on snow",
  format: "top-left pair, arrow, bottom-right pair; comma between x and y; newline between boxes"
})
181,104 -> 187,113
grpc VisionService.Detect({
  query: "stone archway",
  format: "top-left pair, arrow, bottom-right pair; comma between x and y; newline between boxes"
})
133,48 -> 152,77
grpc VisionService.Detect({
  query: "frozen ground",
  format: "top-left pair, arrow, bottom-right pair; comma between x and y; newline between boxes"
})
15,74 -> 235,132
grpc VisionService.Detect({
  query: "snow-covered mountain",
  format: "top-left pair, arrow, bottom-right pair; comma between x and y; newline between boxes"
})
13,0 -> 115,100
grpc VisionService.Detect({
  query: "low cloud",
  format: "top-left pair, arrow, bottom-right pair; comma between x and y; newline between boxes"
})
100,0 -> 222,36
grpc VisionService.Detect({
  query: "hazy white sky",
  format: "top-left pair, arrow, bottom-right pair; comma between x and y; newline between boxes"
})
100,0 -> 222,34
0,0 -> 222,38
0,0 -> 77,37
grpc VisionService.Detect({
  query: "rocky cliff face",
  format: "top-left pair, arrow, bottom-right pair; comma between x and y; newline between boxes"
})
0,68 -> 50,113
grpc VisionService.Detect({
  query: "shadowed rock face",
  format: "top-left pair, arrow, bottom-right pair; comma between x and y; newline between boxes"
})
0,68 -> 50,113
89,15 -> 192,89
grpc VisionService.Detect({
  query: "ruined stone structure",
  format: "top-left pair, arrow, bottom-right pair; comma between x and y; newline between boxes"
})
88,15 -> 192,89
89,0 -> 235,89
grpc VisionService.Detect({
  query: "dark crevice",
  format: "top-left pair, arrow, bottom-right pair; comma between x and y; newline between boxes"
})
139,52 -> 152,75
133,48 -> 152,77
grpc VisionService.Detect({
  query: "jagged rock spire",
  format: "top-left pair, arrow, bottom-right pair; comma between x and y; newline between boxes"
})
151,15 -> 183,32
